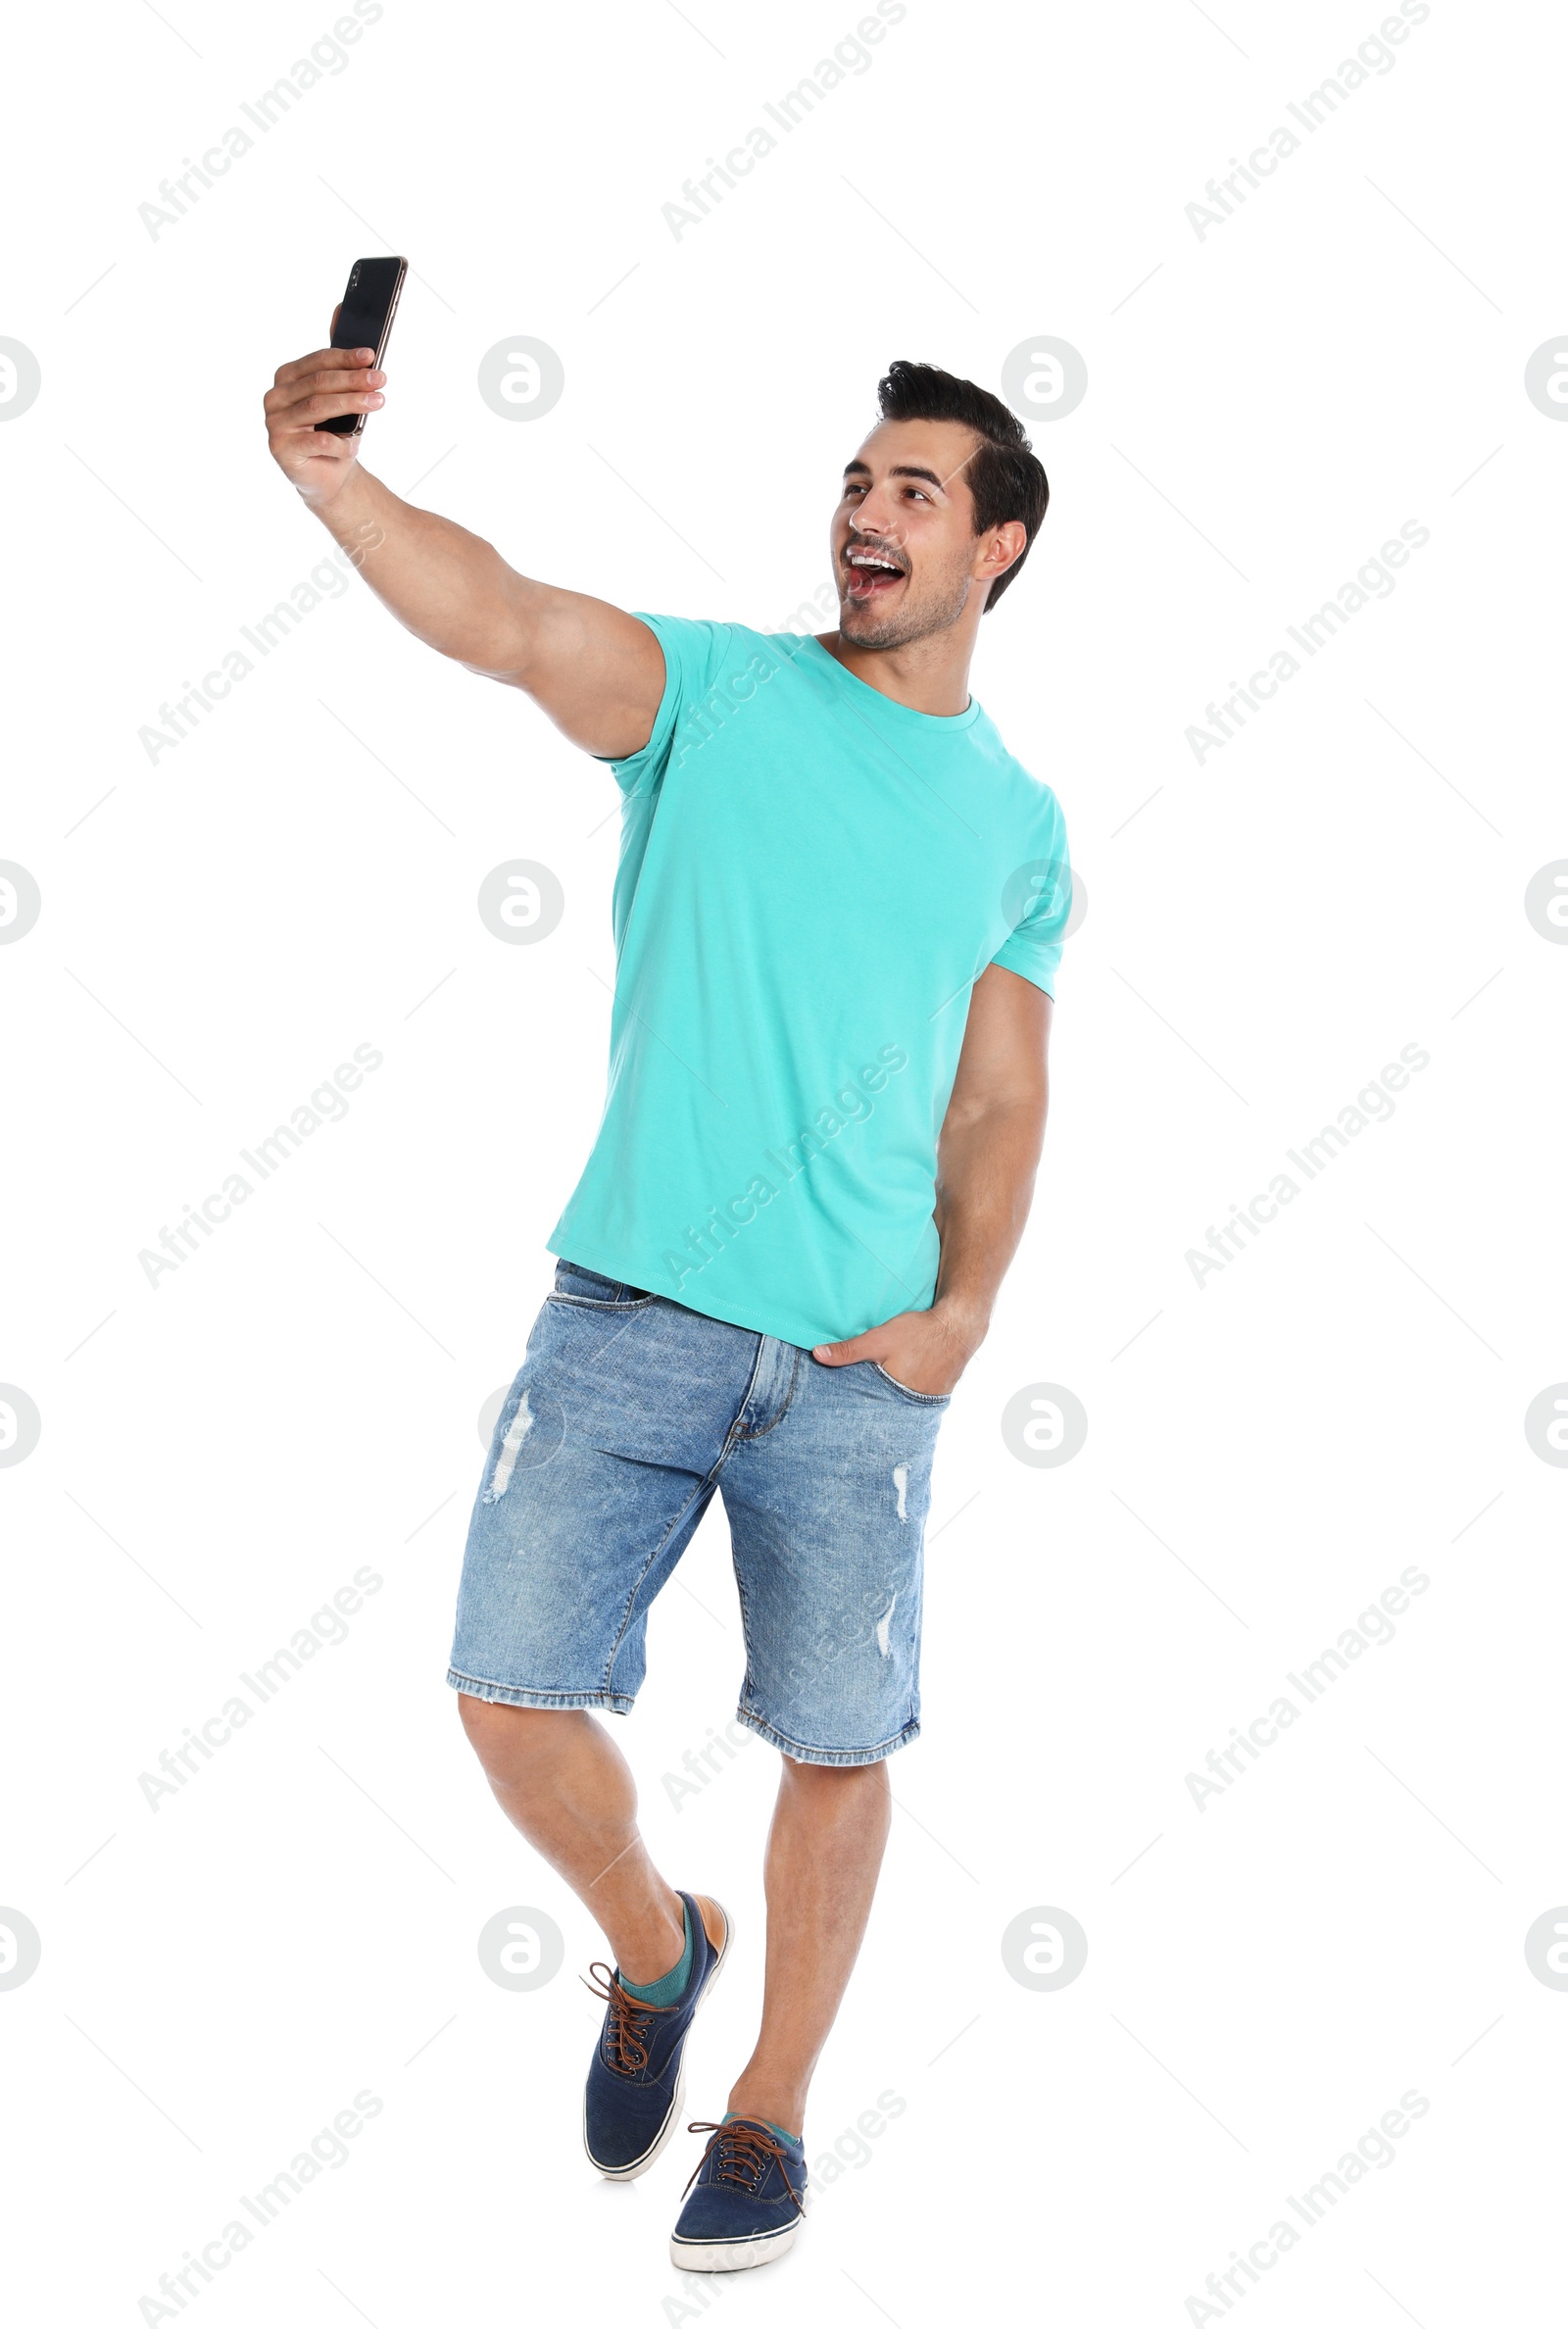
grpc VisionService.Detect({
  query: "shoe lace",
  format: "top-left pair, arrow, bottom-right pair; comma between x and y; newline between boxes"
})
682,2119 -> 803,2207
580,1961 -> 675,2074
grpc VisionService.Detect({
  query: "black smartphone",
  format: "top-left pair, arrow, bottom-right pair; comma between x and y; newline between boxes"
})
314,256 -> 407,435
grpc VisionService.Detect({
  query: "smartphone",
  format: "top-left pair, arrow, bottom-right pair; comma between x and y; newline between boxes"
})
314,256 -> 407,435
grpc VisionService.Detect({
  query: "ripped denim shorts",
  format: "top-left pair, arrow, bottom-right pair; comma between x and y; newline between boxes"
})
447,1261 -> 949,1764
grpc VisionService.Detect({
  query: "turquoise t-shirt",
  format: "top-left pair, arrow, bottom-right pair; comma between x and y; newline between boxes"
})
548,619 -> 1070,1350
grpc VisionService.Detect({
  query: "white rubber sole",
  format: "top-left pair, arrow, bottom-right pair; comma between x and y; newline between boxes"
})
670,2219 -> 801,2273
584,1899 -> 734,2183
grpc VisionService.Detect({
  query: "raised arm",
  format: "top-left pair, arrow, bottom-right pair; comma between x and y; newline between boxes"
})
263,336 -> 665,759
811,964 -> 1053,1394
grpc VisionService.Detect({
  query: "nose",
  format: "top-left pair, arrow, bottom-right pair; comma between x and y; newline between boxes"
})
848,479 -> 906,541
849,507 -> 905,552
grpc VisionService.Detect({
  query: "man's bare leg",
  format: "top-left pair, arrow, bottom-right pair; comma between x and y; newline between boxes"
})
724,1758 -> 893,2139
458,1698 -> 722,1978
460,1704 -> 892,2140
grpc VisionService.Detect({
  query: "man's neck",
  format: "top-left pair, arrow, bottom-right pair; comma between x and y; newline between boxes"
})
814,627 -> 975,718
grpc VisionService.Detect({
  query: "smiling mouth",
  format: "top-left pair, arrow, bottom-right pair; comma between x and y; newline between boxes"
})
843,547 -> 907,601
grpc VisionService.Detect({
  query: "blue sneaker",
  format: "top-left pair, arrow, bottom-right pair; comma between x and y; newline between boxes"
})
581,1893 -> 732,2180
670,2117 -> 808,2271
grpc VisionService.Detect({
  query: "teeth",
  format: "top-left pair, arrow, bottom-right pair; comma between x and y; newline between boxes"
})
848,555 -> 901,573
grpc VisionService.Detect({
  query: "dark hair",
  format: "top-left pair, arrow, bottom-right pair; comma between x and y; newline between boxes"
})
875,360 -> 1049,611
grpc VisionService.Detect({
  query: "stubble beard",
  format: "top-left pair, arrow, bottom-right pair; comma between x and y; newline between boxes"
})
836,568 -> 973,651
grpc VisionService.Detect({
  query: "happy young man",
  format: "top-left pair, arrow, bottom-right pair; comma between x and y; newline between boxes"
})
264,344 -> 1068,2271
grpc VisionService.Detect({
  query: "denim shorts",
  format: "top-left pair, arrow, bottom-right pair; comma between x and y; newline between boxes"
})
446,1262 -> 951,1765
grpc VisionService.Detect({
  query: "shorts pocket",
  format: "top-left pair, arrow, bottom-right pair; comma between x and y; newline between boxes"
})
869,1361 -> 952,1407
549,1261 -> 657,1310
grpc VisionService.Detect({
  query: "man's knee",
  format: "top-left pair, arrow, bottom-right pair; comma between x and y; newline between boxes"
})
458,1694 -> 575,1772
780,1754 -> 891,1799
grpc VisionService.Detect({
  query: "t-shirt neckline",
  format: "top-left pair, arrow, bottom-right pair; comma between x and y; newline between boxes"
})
798,633 -> 983,732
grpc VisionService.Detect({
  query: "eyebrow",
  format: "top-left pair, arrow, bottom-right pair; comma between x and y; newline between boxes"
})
842,460 -> 950,495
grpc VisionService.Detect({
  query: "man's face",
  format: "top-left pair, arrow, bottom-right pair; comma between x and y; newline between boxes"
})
831,418 -> 999,649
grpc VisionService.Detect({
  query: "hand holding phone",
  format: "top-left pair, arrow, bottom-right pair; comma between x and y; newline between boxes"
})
263,257 -> 405,508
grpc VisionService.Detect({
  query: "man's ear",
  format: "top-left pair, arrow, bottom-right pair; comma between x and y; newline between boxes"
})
976,520 -> 1027,587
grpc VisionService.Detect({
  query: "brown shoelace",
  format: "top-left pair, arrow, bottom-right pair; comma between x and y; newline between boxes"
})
580,1961 -> 677,2074
682,2119 -> 803,2207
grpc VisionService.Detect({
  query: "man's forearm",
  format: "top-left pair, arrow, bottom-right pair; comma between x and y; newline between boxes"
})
808,1093 -> 1045,1388
315,465 -> 541,676
931,1097 -> 1047,1340
811,970 -> 1053,1392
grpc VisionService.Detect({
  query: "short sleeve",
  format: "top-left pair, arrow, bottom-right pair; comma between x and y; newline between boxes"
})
597,614 -> 734,797
990,797 -> 1071,998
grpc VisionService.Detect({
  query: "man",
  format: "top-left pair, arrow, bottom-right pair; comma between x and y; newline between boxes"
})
264,342 -> 1069,2272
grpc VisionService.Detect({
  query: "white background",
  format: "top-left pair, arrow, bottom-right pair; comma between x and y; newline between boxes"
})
3,0 -> 1565,2322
